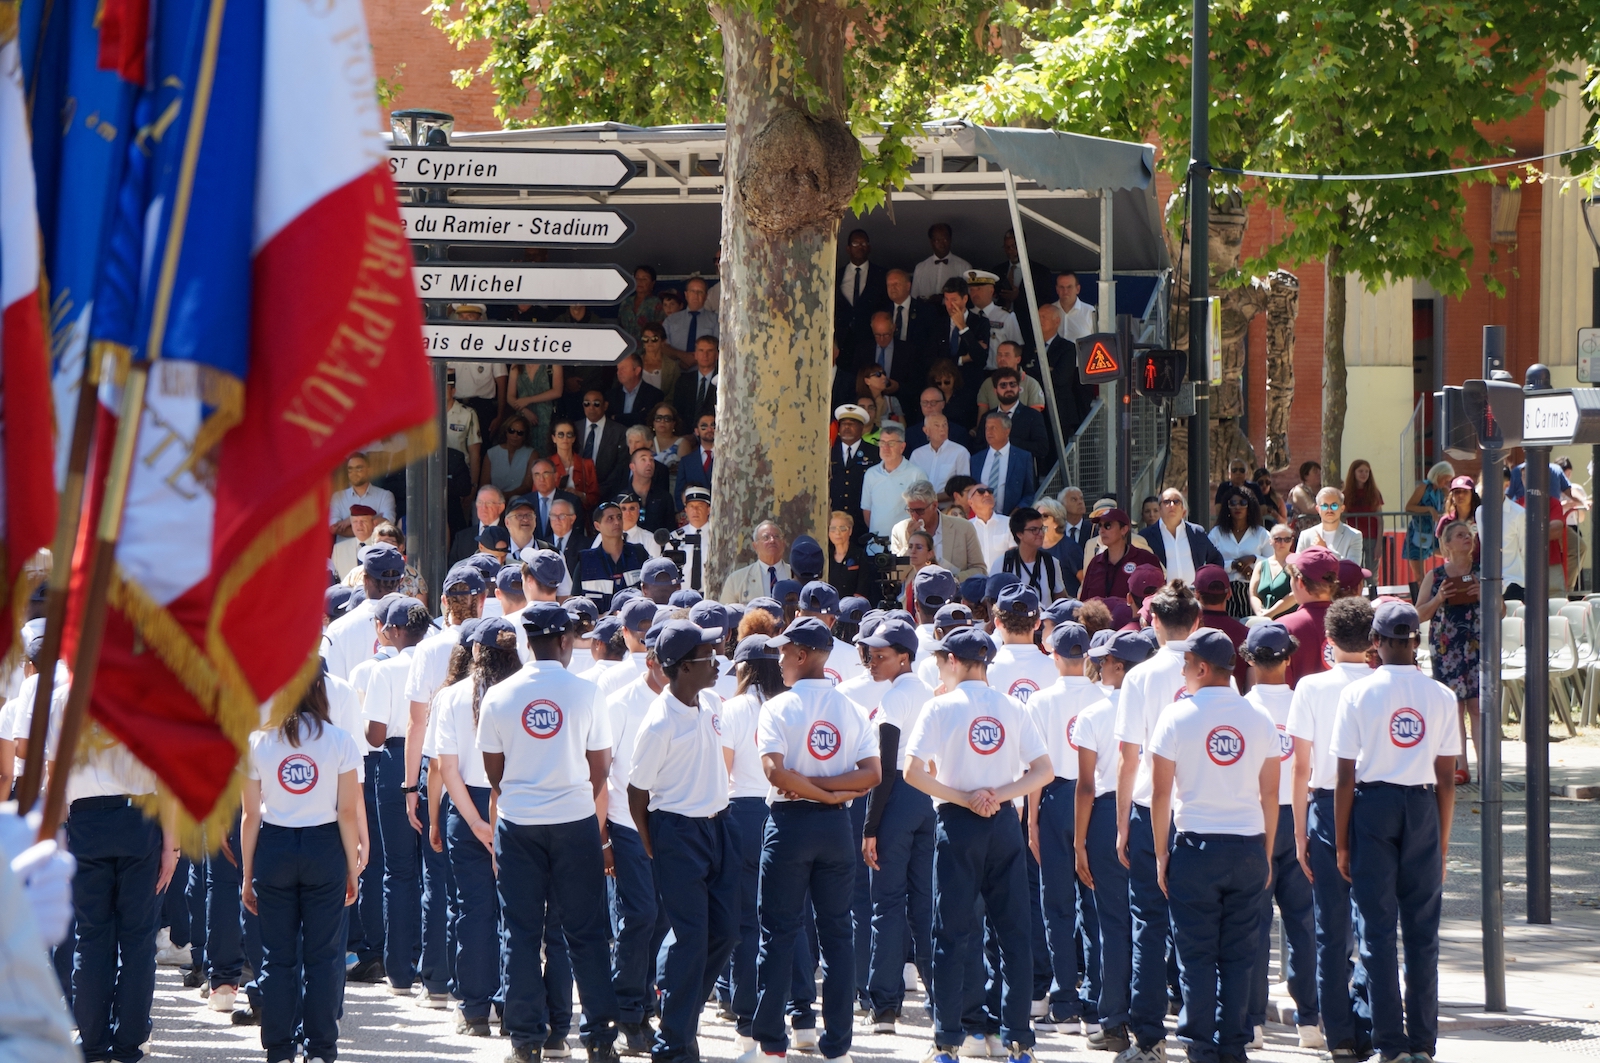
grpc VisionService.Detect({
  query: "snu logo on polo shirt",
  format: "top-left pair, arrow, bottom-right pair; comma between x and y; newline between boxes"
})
279,754 -> 319,794
1276,724 -> 1293,761
969,716 -> 1005,754
1007,678 -> 1040,702
1066,715 -> 1081,751
522,699 -> 564,739
824,667 -> 842,685
808,721 -> 842,760
1321,641 -> 1336,667
1389,708 -> 1425,748
1206,725 -> 1245,766
712,713 -> 722,736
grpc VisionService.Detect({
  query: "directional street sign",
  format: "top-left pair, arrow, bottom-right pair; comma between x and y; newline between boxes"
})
424,323 -> 635,365
1076,333 -> 1122,384
401,205 -> 635,247
1523,391 -> 1580,444
1474,382 -> 1600,448
389,147 -> 635,191
414,263 -> 634,304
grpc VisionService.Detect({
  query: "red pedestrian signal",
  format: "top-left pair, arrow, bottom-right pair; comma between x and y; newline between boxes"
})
1076,333 -> 1122,384
1132,350 -> 1186,398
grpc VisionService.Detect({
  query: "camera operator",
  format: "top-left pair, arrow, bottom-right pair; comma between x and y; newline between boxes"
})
662,486 -> 715,592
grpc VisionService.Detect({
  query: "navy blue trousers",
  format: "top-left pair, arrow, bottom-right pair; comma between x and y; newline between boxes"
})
255,823 -> 348,1063
1126,803 -> 1171,1048
351,751 -> 385,965
1037,779 -> 1098,1022
650,811 -> 741,1063
446,786 -> 500,1020
1085,794 -> 1130,1030
417,759 -> 450,994
1308,791 -> 1373,1052
847,798 -> 873,1008
1248,805 -> 1318,1028
865,783 -> 934,1016
205,814 -> 247,990
375,737 -> 421,988
1168,833 -> 1268,1063
609,820 -> 666,1024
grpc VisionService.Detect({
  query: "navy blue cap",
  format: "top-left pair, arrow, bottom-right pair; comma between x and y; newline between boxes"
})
345,587 -> 367,612
959,575 -> 989,605
442,564 -> 487,596
619,597 -> 657,633
360,543 -> 406,580
838,596 -> 871,624
1136,627 -> 1161,653
382,596 -> 426,627
324,585 -> 353,620
913,566 -> 958,607
495,566 -> 524,594
747,596 -> 784,623
1089,630 -> 1153,664
1243,621 -> 1294,659
455,617 -> 481,645
688,599 -> 729,636
934,626 -> 996,663
860,618 -> 919,656
477,526 -> 510,551
641,556 -> 682,586
1088,628 -> 1116,652
733,633 -> 780,663
643,617 -> 667,648
767,616 -> 834,651
724,603 -> 746,629
506,495 -> 535,513
525,549 -> 566,589
854,613 -> 885,643
1372,600 -> 1421,639
564,597 -> 599,624
467,617 -> 515,648
611,587 -> 641,611
995,583 -> 1040,618
790,535 -> 825,577
799,581 -> 840,616
985,572 -> 1020,602
1172,628 -> 1238,670
773,578 -> 802,602
521,601 -> 573,637
1043,598 -> 1082,625
882,609 -> 916,626
655,619 -> 721,667
669,589 -> 704,608
590,615 -> 622,644
1047,621 -> 1091,659
462,553 -> 501,580
592,499 -> 623,519
21,618 -> 45,661
933,603 -> 973,629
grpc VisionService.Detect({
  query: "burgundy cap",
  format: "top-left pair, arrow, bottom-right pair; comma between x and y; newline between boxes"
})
1288,545 -> 1340,583
1449,475 -> 1475,491
1129,564 -> 1166,598
1337,559 -> 1372,593
1095,507 -> 1131,526
349,504 -> 377,517
1193,564 -> 1230,595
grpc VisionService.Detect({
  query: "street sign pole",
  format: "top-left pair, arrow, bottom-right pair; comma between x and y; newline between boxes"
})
1476,329 -> 1507,1011
1524,363 -> 1553,925
1117,314 -> 1134,507
415,177 -> 451,609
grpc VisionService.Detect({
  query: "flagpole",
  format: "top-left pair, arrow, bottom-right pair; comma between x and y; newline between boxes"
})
16,348 -> 113,813
36,366 -> 148,841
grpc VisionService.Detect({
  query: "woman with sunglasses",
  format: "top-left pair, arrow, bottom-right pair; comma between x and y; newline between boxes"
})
638,322 -> 681,400
482,415 -> 537,496
1248,525 -> 1297,618
647,403 -> 685,469
925,357 -> 979,435
505,362 -> 563,461
855,364 -> 904,426
1209,487 -> 1271,617
548,419 -> 601,510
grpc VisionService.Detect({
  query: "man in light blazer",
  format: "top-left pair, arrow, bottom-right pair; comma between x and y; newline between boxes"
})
719,520 -> 792,603
889,479 -> 988,581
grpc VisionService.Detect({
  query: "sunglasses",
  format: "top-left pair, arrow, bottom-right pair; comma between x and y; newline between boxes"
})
1272,536 -> 1294,543
643,336 -> 662,342
653,414 -> 675,422
506,429 -> 526,436
553,431 -> 575,439
971,486 -> 993,495
1319,502 -> 1341,510
1227,497 -> 1248,507
1160,498 -> 1183,506
582,400 -> 604,408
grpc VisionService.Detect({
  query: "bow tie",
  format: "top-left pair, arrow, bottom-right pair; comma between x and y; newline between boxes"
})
934,258 -> 948,265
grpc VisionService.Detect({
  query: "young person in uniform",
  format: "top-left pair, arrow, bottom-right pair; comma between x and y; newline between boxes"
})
322,545 -> 407,679
241,674 -> 362,1063
344,604 -> 400,986
1026,621 -> 1101,1035
478,602 -> 622,1063
795,582 -> 865,687
1286,598 -> 1376,1061
1331,602 -> 1458,1063
1279,547 -> 1340,687
836,612 -> 890,712
627,620 -> 738,1063
1114,583 -> 1203,1063
1147,630 -> 1278,1063
1239,624 -> 1320,1050
914,604 -> 976,691
857,618 -> 935,1033
743,618 -> 881,1063
904,627 -> 1052,1063
1074,631 -> 1154,1054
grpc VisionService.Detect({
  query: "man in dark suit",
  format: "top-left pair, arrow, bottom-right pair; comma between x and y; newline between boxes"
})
1138,487 -> 1226,582
985,368 -> 1053,472
991,229 -> 1057,314
853,310 -> 923,406
674,411 -> 715,509
835,228 -> 890,352
904,386 -> 972,452
672,336 -> 720,426
446,484 -> 507,563
885,269 -> 935,374
544,496 -> 586,578
527,460 -> 585,542
576,389 -> 630,490
970,412 -> 1036,516
933,277 -> 991,393
830,404 -> 880,538
604,352 -> 664,429
1039,304 -> 1096,438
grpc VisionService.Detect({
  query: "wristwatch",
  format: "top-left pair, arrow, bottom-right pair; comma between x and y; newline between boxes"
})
401,785 -> 419,794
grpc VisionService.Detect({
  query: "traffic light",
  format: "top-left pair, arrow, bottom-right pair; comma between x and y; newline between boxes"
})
1132,349 -> 1186,398
1075,333 -> 1122,385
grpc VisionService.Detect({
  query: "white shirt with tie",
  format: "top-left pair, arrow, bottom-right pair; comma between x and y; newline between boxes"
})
1062,517 -> 1092,548
689,372 -> 718,409
889,298 -> 915,343
911,253 -> 973,301
839,262 -> 875,307
979,443 -> 1013,514
580,416 -> 609,461
664,307 -> 719,351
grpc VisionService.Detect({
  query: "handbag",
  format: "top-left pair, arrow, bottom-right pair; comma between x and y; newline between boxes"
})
1406,514 -> 1437,554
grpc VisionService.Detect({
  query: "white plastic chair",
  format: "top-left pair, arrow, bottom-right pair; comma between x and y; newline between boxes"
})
1500,616 -> 1525,725
1543,615 -> 1580,737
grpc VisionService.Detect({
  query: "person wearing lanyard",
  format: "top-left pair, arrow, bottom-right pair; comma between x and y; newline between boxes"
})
1114,582 -> 1204,1063
904,626 -> 1051,1063
1146,630 -> 1279,1063
1025,622 -> 1101,1036
1286,598 -> 1376,1061
742,618 -> 880,1063
627,620 -> 737,1063
1331,602 -> 1459,1063
478,603 -> 622,1063
856,618 -> 935,1034
579,500 -> 649,612
240,674 -> 362,1063
1074,630 -> 1153,1054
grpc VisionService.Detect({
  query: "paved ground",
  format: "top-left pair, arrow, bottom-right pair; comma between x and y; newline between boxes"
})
142,723 -> 1600,1063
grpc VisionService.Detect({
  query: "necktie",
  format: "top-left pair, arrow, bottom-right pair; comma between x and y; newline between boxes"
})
698,375 -> 708,409
991,451 -> 1005,510
852,266 -> 862,304
703,448 -> 712,472
876,345 -> 889,369
950,325 -> 960,357
894,304 -> 905,341
540,495 -> 549,532
584,423 -> 597,459
767,566 -> 777,593
686,310 -> 699,348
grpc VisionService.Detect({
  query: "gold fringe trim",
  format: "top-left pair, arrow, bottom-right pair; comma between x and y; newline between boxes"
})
263,651 -> 324,732
0,2 -> 17,47
89,340 -> 132,389
107,565 -> 221,709
169,365 -> 244,483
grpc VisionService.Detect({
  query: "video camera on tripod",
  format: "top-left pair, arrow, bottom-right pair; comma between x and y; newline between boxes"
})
864,532 -> 911,611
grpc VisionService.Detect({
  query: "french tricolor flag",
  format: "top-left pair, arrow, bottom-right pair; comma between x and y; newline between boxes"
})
0,30 -> 58,660
69,0 -> 432,831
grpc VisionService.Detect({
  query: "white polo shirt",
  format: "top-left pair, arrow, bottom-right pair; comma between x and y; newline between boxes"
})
597,652 -> 649,701
970,514 -> 1016,569
861,460 -> 925,537
361,647 -> 417,741
404,626 -> 466,708
719,692 -> 772,799
904,680 -> 1048,802
1147,686 -> 1277,835
449,360 -> 507,400
607,674 -> 664,830
987,642 -> 1059,706
630,690 -> 734,817
873,672 -> 932,744
248,719 -> 362,829
322,599 -> 380,681
476,660 -> 612,826
1329,665 -> 1461,787
326,674 -> 367,783
1072,690 -> 1121,796
347,646 -> 395,754
1246,683 -> 1297,805
432,678 -> 491,788
822,638 -> 865,687
1113,643 -> 1190,807
838,673 -> 889,713
1028,674 -> 1101,781
757,678 -> 877,804
1286,662 -> 1375,791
